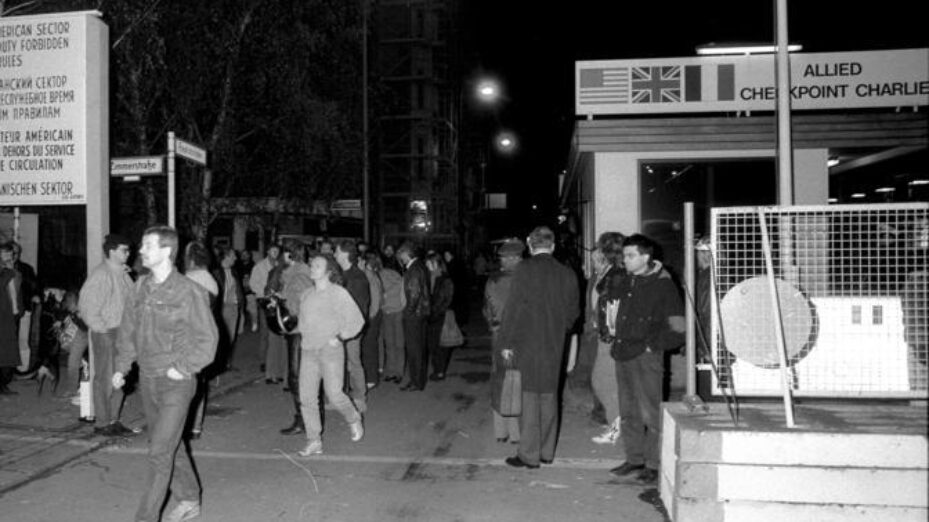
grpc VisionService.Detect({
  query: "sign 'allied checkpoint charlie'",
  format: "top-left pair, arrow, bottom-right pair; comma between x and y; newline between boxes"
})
0,11 -> 108,206
576,48 -> 929,115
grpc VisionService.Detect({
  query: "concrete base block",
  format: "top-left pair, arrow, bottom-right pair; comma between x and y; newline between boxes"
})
661,402 -> 929,522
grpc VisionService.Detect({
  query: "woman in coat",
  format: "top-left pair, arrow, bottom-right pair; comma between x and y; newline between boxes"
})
426,252 -> 455,381
0,242 -> 22,395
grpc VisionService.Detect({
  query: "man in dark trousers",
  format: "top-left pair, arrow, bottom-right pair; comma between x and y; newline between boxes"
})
113,226 -> 218,522
607,234 -> 684,485
397,242 -> 430,391
499,226 -> 580,469
335,240 -> 371,411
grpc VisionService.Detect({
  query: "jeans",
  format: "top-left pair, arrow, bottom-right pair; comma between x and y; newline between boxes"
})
344,338 -> 366,407
381,312 -> 404,378
361,312 -> 382,384
298,344 -> 361,442
91,329 -> 124,426
616,350 -> 663,470
591,340 -> 620,424
264,326 -> 287,380
135,374 -> 199,522
221,303 -> 240,367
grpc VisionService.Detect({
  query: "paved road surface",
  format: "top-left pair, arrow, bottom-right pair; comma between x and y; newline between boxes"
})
1,312 -> 669,522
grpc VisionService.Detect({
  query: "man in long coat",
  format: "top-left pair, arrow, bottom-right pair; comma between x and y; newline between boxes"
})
499,226 -> 580,469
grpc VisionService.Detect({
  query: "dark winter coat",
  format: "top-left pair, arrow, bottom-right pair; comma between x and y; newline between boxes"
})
497,253 -> 580,393
402,258 -> 430,319
609,261 -> 685,362
0,268 -> 21,367
342,264 -> 372,323
429,274 -> 454,324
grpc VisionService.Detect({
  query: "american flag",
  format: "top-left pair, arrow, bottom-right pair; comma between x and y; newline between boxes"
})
578,67 -> 630,105
631,66 -> 682,103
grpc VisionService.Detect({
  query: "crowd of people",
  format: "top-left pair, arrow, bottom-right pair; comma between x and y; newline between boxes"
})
1,222 -> 687,520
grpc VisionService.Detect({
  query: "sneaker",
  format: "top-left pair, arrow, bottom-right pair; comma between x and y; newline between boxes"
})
349,420 -> 364,442
110,421 -> 140,437
163,499 -> 201,522
592,424 -> 619,445
297,440 -> 323,457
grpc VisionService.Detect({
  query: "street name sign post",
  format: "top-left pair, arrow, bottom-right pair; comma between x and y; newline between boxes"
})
110,156 -> 164,181
166,132 -> 208,228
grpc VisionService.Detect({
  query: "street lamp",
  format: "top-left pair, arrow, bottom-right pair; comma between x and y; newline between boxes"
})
494,130 -> 517,154
475,78 -> 502,105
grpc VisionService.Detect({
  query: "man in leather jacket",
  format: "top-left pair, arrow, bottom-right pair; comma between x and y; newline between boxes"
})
397,242 -> 430,391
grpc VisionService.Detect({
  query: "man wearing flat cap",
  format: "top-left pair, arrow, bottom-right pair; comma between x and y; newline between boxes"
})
484,238 -> 525,445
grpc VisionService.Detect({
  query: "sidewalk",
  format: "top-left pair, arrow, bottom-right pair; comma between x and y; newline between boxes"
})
0,328 -> 264,496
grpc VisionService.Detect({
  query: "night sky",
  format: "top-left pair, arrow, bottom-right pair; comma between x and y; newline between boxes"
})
461,0 -> 929,222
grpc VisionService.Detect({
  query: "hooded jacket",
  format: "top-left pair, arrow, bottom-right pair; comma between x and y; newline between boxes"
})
609,261 -> 685,361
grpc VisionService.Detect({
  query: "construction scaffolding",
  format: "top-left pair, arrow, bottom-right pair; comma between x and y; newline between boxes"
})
372,0 -> 461,251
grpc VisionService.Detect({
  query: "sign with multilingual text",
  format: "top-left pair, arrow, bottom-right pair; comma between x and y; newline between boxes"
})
576,48 -> 929,115
0,12 -> 107,205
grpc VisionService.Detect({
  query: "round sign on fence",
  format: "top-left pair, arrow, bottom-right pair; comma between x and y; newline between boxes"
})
719,276 -> 816,368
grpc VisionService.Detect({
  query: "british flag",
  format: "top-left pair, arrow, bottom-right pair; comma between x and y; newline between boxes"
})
631,66 -> 682,103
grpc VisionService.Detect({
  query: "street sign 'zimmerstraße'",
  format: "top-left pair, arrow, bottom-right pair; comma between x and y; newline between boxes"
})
110,156 -> 163,177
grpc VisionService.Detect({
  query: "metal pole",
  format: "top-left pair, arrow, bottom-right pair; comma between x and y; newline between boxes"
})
775,0 -> 794,205
12,206 -> 19,242
361,0 -> 370,242
167,131 -> 176,228
684,202 -> 697,397
757,208 -> 796,428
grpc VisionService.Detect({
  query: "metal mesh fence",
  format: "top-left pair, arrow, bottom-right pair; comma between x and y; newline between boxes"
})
710,203 -> 929,398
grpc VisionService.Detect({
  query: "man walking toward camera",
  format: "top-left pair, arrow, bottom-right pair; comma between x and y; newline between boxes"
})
113,226 -> 218,522
79,234 -> 136,437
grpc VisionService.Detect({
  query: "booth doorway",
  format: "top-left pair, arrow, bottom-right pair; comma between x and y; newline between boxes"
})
640,159 -> 777,274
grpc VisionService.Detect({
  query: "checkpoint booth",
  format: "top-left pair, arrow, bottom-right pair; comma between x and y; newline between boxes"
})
562,47 -> 929,399
562,47 -> 929,522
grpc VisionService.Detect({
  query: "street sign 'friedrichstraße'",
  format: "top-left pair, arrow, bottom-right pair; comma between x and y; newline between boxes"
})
0,12 -> 107,206
110,156 -> 163,177
175,138 -> 207,166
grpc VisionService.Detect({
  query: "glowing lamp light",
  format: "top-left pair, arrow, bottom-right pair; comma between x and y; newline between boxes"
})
851,193 -> 866,199
494,131 -> 517,153
874,187 -> 895,193
696,43 -> 803,56
827,157 -> 840,168
475,79 -> 501,103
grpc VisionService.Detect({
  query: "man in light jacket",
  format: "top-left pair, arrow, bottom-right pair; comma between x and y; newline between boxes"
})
78,234 -> 136,437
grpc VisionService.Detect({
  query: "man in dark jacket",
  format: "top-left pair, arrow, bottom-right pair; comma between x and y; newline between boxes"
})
499,226 -> 580,469
113,225 -> 218,522
398,242 -> 430,391
608,234 -> 684,485
335,240 -> 371,410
